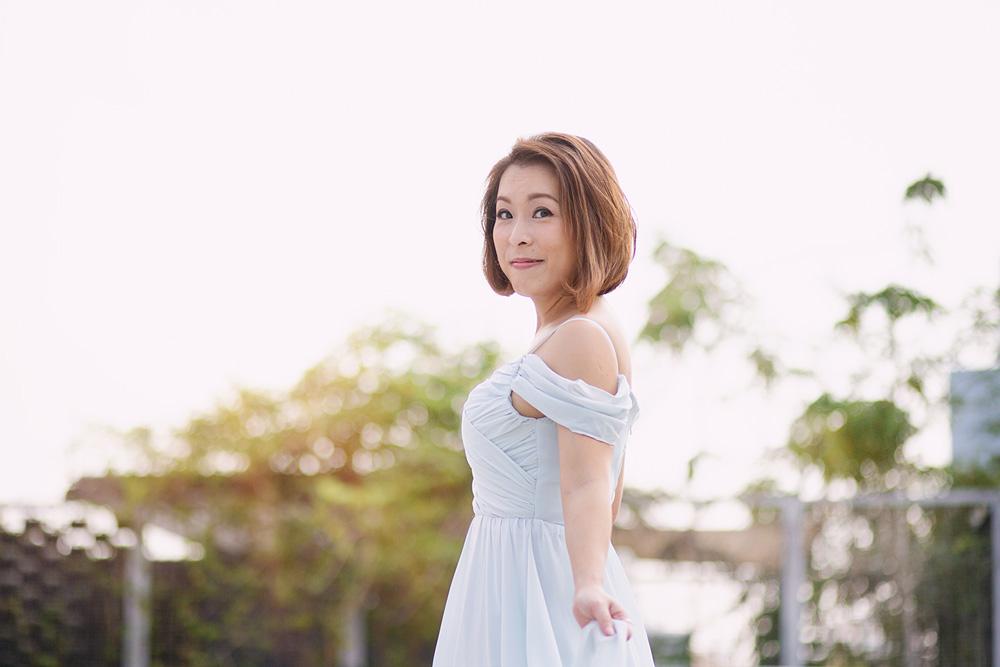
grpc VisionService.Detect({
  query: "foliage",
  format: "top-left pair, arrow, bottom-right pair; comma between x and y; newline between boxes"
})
101,310 -> 498,665
834,284 -> 942,339
903,174 -> 946,204
912,505 -> 992,665
640,237 -> 814,393
787,394 -> 916,487
654,171 -> 1000,665
0,520 -> 123,667
786,173 -> 996,664
639,239 -> 748,354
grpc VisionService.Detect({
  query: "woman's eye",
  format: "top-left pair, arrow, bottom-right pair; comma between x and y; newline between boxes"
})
495,208 -> 552,220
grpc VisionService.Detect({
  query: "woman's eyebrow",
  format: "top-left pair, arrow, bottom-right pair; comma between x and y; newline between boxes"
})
496,193 -> 558,203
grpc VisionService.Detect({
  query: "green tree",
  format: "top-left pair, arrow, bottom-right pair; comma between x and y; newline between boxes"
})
83,310 -> 497,665
637,173 -> 999,665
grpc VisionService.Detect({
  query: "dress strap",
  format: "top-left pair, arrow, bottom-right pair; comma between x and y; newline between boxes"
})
525,316 -> 616,357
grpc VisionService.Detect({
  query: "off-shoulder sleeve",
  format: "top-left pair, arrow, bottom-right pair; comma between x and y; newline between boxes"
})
510,354 -> 635,446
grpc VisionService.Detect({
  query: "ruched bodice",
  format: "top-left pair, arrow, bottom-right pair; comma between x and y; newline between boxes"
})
433,317 -> 656,667
461,352 -> 639,524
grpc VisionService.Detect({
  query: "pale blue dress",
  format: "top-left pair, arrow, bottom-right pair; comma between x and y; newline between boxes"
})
433,317 -> 656,666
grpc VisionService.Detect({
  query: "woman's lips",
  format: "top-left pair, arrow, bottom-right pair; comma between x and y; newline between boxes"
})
511,260 -> 543,269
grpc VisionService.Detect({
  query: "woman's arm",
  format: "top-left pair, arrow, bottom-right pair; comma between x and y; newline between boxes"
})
561,452 -> 614,588
535,319 -> 633,637
538,320 -> 621,589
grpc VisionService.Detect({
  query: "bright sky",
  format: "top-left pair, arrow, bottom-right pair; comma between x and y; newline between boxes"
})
2,1 -> 999,516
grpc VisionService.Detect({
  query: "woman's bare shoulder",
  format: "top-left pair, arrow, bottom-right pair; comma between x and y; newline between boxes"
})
580,302 -> 632,383
535,321 -> 619,394
537,303 -> 633,387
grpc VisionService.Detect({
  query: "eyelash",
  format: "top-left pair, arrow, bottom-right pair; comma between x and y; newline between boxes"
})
496,207 -> 552,220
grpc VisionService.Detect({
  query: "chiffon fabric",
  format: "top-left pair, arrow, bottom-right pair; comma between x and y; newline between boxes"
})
432,317 -> 656,666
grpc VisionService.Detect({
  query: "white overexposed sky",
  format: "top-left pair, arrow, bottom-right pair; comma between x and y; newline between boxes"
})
2,1 -> 999,517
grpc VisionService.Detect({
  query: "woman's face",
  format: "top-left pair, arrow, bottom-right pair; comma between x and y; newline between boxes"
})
492,162 -> 575,301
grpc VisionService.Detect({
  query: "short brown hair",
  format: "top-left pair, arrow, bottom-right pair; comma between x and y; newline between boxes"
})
480,132 -> 637,313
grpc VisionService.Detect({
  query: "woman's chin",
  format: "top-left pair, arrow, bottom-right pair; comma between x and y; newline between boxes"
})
514,287 -> 553,301
510,284 -> 535,297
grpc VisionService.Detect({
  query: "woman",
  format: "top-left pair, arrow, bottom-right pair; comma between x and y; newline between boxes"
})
433,132 -> 655,666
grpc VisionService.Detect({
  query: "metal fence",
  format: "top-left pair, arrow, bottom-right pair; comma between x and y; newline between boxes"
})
615,490 -> 998,666
754,490 -> 998,667
3,492 -> 998,666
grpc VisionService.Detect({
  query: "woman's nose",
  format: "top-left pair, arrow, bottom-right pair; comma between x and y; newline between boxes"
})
508,217 -> 532,245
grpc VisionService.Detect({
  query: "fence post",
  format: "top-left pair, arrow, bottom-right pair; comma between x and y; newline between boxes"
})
338,599 -> 367,667
993,502 -> 1000,667
780,497 -> 804,667
123,521 -> 150,667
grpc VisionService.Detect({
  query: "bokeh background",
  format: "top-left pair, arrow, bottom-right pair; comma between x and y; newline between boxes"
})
1,1 -> 999,665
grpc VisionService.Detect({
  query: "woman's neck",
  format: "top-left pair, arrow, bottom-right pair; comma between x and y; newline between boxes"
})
532,295 -> 601,332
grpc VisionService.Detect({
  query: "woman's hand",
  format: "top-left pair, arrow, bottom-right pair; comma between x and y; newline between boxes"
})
572,584 -> 633,641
